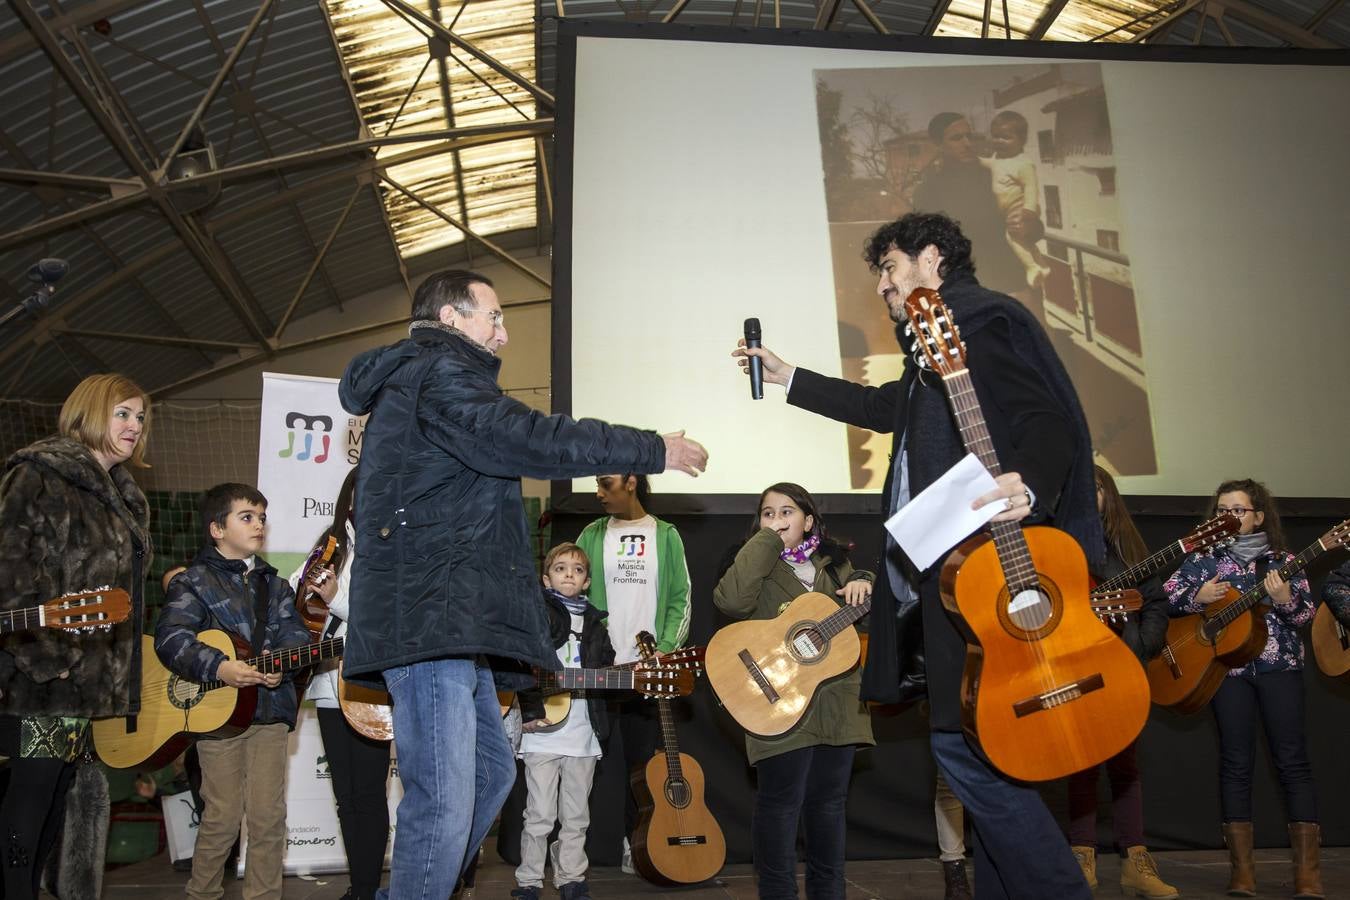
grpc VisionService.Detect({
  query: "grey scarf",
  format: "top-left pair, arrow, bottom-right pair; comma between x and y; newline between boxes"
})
1229,532 -> 1270,565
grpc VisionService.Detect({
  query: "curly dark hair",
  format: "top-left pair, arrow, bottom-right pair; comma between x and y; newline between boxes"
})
862,212 -> 975,282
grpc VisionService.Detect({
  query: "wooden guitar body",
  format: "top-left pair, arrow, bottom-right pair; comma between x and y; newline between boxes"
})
339,660 -> 394,741
630,750 -> 726,886
941,526 -> 1151,783
1148,595 -> 1267,713
1311,602 -> 1350,678
93,632 -> 254,769
705,592 -> 861,737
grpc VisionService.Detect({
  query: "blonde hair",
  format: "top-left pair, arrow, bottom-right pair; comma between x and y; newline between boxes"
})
58,373 -> 152,468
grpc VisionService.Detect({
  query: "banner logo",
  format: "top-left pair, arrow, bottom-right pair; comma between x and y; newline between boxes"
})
617,534 -> 647,557
280,411 -> 333,464
315,754 -> 332,780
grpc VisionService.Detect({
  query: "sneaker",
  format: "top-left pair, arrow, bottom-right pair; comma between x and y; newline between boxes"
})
559,880 -> 593,900
942,859 -> 972,900
621,837 -> 635,875
510,888 -> 540,900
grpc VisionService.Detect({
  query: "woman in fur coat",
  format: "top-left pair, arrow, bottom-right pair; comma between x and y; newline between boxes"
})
0,373 -> 152,900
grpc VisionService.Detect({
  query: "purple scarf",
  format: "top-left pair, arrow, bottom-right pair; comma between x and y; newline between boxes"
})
781,533 -> 820,565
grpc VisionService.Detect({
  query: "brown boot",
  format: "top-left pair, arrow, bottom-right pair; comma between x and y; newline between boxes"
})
1222,822 -> 1255,897
1289,822 -> 1324,899
1121,846 -> 1180,899
1071,845 -> 1097,889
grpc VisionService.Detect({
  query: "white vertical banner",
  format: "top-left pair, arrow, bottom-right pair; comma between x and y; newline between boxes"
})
257,372 -> 364,570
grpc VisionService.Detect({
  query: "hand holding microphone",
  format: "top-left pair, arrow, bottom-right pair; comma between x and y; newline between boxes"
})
732,320 -> 795,394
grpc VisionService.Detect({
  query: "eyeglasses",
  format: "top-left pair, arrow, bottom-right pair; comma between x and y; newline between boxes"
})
454,306 -> 505,328
1216,506 -> 1255,517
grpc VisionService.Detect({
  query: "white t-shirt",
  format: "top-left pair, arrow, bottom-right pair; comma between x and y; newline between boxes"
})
520,612 -> 601,758
601,515 -> 659,664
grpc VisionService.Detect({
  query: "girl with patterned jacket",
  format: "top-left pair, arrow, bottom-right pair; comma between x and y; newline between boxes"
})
1163,478 -> 1321,899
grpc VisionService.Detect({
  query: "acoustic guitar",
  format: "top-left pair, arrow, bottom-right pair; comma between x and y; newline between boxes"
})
706,591 -> 866,737
1311,602 -> 1350,678
903,287 -> 1151,783
1,588 -> 130,634
93,630 -> 342,769
1148,519 -> 1350,712
630,632 -> 725,886
1095,513 -> 1241,594
498,649 -> 702,718
296,534 -> 340,638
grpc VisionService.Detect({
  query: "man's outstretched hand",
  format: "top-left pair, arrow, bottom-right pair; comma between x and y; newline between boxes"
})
662,430 -> 709,477
732,339 -> 795,388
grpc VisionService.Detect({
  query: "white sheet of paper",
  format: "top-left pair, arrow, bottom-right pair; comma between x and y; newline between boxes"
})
884,452 -> 1003,571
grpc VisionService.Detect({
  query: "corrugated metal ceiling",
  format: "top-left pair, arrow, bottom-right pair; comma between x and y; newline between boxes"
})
324,0 -> 538,258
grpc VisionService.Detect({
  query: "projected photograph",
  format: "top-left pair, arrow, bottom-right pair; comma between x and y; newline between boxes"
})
814,62 -> 1158,487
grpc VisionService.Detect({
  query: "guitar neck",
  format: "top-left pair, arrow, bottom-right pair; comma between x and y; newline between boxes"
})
201,637 -> 344,691
944,371 -> 1039,593
1207,543 -> 1322,629
0,605 -> 42,634
816,597 -> 871,640
656,696 -> 684,781
537,667 -> 638,692
1097,540 -> 1190,593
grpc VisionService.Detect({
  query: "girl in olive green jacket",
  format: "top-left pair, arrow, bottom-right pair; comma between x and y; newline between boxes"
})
713,482 -> 874,900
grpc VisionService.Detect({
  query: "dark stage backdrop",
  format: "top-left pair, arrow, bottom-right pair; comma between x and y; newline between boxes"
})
541,507 -> 1350,865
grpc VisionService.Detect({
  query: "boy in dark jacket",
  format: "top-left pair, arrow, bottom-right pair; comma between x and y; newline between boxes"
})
155,483 -> 313,900
512,543 -> 615,900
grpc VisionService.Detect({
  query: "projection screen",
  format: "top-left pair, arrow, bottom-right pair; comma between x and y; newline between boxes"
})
554,25 -> 1350,505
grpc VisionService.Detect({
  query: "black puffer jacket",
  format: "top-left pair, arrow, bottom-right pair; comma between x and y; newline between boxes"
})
519,591 -> 616,740
0,436 -> 150,718
338,323 -> 666,686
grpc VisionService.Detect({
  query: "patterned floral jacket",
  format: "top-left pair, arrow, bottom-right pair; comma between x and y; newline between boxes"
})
1165,543 -> 1313,676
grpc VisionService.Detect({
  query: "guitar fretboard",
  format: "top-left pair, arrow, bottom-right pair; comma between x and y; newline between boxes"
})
1096,540 -> 1192,594
944,370 -> 1039,594
536,667 -> 638,692
1206,541 -> 1327,630
0,605 -> 43,634
657,696 -> 684,781
201,637 -> 344,691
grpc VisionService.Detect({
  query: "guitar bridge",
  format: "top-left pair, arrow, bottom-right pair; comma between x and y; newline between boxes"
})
738,649 -> 780,704
666,835 -> 708,846
1012,673 -> 1106,718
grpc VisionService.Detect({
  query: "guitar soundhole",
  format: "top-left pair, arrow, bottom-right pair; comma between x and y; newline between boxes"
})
665,777 -> 692,810
168,676 -> 205,710
786,622 -> 825,664
996,577 -> 1062,640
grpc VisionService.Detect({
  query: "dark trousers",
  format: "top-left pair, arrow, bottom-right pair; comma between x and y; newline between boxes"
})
752,744 -> 856,900
1066,739 -> 1144,851
1210,669 -> 1317,824
601,697 -> 659,840
931,731 -> 1091,900
316,706 -> 392,900
0,756 -> 75,900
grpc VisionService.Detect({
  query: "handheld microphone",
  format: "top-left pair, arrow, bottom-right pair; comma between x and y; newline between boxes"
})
744,317 -> 763,400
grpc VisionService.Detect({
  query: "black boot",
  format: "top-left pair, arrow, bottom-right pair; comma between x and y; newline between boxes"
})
943,858 -> 973,900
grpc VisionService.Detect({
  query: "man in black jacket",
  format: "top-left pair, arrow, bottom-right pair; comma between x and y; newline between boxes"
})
733,213 -> 1099,899
339,269 -> 707,900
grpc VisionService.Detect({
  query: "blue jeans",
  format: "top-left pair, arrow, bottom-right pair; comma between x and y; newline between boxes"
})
753,744 -> 856,900
930,731 -> 1090,900
378,659 -> 515,900
1211,669 -> 1317,823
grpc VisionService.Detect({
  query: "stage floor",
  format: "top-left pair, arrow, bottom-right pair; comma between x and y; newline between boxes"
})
101,841 -> 1348,899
